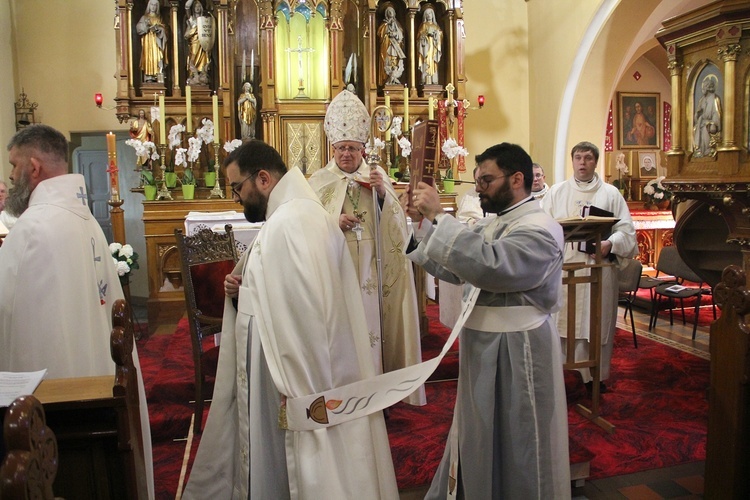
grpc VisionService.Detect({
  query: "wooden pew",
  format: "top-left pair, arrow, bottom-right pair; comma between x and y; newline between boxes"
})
0,299 -> 148,499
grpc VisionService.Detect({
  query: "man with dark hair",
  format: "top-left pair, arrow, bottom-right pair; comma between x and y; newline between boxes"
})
543,140 -> 637,394
408,142 -> 571,498
0,124 -> 154,498
184,140 -> 398,498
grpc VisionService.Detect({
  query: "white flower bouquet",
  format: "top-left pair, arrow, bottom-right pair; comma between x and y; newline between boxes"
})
110,242 -> 139,277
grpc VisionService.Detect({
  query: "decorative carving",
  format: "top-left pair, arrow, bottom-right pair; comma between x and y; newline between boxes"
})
714,265 -> 750,334
718,43 -> 742,62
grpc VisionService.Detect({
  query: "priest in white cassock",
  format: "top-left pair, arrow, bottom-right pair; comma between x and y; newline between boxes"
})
408,143 -> 570,499
542,141 -> 637,393
0,124 -> 154,499
308,89 -> 425,406
183,140 -> 398,499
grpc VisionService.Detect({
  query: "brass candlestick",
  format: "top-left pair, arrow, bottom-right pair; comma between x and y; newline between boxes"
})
156,144 -> 173,200
208,142 -> 225,199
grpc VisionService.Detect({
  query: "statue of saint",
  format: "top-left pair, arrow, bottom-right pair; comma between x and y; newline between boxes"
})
693,74 -> 722,158
417,6 -> 443,85
237,82 -> 257,141
129,109 -> 153,166
184,0 -> 215,85
135,0 -> 168,83
377,6 -> 406,86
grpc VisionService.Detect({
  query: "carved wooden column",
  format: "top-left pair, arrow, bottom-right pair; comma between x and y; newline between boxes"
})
446,10 -> 455,90
718,40 -> 741,151
408,9 -> 417,97
328,0 -> 345,95
666,51 -> 683,155
259,0 -> 277,149
169,1 -> 180,95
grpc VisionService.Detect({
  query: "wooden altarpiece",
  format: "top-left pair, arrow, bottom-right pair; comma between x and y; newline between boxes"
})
656,2 -> 750,497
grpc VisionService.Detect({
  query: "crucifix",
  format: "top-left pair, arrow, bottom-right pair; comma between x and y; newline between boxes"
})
286,35 -> 315,98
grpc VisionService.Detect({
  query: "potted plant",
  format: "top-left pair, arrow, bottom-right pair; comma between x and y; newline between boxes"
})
441,138 -> 468,194
141,169 -> 157,200
126,138 -> 159,196
181,167 -> 196,200
643,176 -> 673,210
166,124 -> 186,188
443,166 -> 455,193
110,242 -> 139,286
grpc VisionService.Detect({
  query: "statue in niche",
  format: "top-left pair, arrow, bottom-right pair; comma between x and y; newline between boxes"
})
237,82 -> 257,141
378,6 -> 406,85
184,0 -> 215,85
129,109 -> 153,166
417,6 -> 443,85
693,74 -> 722,158
136,0 -> 168,83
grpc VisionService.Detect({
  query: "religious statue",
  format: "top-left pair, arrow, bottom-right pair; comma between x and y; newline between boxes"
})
693,74 -> 722,158
417,6 -> 443,85
377,6 -> 406,86
184,0 -> 215,86
135,0 -> 168,83
237,82 -> 257,141
129,109 -> 153,166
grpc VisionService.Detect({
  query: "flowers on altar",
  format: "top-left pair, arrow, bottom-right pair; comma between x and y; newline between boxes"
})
441,138 -> 469,160
196,118 -> 214,145
110,243 -> 139,277
389,116 -> 412,158
223,139 -> 242,154
365,138 -> 386,156
643,176 -> 673,204
125,139 -> 159,165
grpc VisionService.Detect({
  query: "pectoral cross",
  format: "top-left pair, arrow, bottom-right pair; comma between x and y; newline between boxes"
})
286,35 -> 315,98
352,210 -> 366,242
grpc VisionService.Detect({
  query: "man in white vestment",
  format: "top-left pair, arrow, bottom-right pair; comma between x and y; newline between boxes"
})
531,162 -> 549,201
543,141 -> 637,393
308,89 -> 425,406
183,140 -> 398,499
0,124 -> 154,498
408,143 -> 570,499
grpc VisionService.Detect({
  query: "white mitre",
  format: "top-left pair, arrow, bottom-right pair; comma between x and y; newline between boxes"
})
324,89 -> 371,144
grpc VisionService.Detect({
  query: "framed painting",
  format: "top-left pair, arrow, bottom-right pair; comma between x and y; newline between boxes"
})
618,92 -> 660,150
638,151 -> 658,178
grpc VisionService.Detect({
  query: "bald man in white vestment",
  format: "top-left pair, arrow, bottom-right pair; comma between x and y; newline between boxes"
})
183,140 -> 397,499
0,124 -> 154,499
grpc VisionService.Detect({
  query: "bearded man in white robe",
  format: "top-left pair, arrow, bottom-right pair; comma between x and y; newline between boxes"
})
0,124 -> 154,499
183,140 -> 398,499
308,89 -> 425,406
543,141 -> 637,393
408,143 -> 570,499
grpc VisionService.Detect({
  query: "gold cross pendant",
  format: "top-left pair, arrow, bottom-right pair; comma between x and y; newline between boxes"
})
354,210 -> 367,222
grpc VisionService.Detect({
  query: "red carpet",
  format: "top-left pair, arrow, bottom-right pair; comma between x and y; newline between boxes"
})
138,304 -> 709,497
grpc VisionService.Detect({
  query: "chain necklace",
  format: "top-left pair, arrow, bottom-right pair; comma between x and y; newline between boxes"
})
346,179 -> 366,222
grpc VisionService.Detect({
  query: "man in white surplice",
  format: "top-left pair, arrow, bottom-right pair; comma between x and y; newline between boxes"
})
543,141 -> 637,393
408,143 -> 570,499
0,124 -> 154,499
308,88 -> 425,406
183,140 -> 398,499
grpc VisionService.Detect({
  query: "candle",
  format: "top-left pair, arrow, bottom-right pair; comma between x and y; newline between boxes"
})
158,94 -> 166,145
106,132 -> 119,196
403,85 -> 409,132
185,85 -> 192,133
250,49 -> 254,82
428,96 -> 435,120
385,93 -> 391,141
212,93 -> 219,143
106,131 -> 116,155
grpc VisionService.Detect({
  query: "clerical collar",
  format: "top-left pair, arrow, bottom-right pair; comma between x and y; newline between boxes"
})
575,176 -> 596,186
497,196 -> 534,216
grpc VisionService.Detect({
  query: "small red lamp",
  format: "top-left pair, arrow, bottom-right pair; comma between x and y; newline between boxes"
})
477,95 -> 485,109
94,93 -> 104,107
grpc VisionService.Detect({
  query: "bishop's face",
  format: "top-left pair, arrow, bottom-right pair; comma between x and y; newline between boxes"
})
332,141 -> 364,174
227,162 -> 267,223
475,159 -> 515,213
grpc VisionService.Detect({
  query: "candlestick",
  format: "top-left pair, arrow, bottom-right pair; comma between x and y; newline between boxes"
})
212,93 -> 219,143
403,85 -> 409,132
428,96 -> 435,120
208,142 -> 225,199
185,85 -> 192,133
385,93 -> 391,141
158,93 -> 166,145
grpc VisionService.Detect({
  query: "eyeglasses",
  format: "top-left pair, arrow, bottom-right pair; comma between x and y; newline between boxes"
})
475,173 -> 511,190
333,145 -> 363,154
230,172 -> 258,197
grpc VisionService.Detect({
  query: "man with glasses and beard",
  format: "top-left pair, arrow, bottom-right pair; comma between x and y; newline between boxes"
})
308,89 -> 425,406
184,140 -> 398,499
406,143 -> 571,499
0,124 -> 154,498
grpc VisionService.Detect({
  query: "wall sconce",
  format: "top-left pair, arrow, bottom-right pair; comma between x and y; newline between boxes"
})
15,89 -> 38,131
94,92 -> 116,110
477,95 -> 485,109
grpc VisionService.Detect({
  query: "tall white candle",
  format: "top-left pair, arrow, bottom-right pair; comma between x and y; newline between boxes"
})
250,49 -> 254,82
212,93 -> 219,143
185,85 -> 192,133
385,93 -> 391,141
403,85 -> 409,133
158,94 -> 166,145
428,96 -> 435,120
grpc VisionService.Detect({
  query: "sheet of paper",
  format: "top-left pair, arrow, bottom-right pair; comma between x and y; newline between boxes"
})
0,369 -> 47,407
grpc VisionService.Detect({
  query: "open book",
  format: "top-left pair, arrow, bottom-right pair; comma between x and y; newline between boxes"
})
0,369 -> 47,407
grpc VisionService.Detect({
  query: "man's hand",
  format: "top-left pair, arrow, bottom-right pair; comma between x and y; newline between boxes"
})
224,274 -> 242,298
339,213 -> 360,233
369,169 -> 387,199
412,181 -> 443,222
589,240 -> 613,258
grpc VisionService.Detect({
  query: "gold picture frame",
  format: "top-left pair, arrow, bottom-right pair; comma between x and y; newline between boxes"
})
618,92 -> 660,150
638,151 -> 658,179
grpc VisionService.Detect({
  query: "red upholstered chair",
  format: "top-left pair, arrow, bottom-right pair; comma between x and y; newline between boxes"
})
0,395 -> 58,500
175,225 -> 239,433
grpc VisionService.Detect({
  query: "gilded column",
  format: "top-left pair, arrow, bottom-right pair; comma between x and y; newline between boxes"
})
126,1 -> 135,93
170,1 -> 180,93
447,10 -> 455,89
408,9 -> 416,96
328,0 -> 345,94
718,42 -> 741,151
667,55 -> 683,154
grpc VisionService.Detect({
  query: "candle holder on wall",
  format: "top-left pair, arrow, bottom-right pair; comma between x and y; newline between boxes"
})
15,89 -> 38,131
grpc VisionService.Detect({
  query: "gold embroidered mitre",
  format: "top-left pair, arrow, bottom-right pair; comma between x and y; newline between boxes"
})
324,89 -> 371,145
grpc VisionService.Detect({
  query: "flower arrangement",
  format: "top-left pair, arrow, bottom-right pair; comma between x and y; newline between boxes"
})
643,176 -> 673,204
223,139 -> 242,154
110,243 -> 139,277
441,138 -> 469,180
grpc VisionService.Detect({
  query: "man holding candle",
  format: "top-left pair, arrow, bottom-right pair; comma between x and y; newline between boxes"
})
0,124 -> 154,498
308,89 -> 425,406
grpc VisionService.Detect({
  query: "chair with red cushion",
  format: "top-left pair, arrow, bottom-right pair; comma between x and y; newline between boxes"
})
175,224 -> 239,433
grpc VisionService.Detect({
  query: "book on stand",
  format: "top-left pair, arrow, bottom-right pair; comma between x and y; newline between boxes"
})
409,119 -> 440,194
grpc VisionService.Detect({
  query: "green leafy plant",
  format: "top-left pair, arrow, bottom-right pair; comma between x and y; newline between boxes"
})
181,167 -> 196,186
141,169 -> 156,187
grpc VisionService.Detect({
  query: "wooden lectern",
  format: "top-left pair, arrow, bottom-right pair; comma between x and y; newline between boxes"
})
559,217 -> 618,433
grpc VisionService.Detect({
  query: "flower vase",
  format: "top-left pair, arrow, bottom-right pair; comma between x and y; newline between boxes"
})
657,200 -> 671,210
204,171 -> 216,188
443,179 -> 455,193
144,185 -> 157,200
182,184 -> 195,200
165,172 -> 178,188
389,167 -> 399,180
